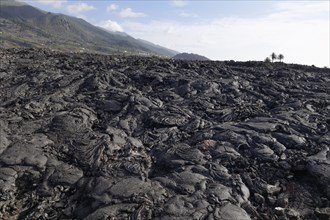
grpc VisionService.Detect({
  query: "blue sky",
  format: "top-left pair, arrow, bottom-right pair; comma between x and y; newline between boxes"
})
21,1 -> 329,67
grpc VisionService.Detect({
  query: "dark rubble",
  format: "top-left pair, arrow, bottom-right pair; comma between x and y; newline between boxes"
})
0,48 -> 329,220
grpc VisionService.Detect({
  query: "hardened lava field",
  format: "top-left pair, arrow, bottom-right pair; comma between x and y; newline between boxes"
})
0,48 -> 329,219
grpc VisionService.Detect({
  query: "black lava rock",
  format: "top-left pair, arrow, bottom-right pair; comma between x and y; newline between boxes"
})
0,48 -> 329,219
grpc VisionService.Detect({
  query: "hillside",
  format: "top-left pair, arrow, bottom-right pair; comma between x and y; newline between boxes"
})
0,0 -> 178,56
172,52 -> 210,61
137,39 -> 179,57
0,48 -> 329,219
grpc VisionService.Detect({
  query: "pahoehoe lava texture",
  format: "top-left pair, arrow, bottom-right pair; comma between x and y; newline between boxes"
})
0,48 -> 330,219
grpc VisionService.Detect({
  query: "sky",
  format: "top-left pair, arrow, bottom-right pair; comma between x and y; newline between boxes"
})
20,0 -> 330,67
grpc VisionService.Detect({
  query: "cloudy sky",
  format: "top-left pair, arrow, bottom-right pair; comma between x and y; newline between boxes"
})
21,0 -> 329,67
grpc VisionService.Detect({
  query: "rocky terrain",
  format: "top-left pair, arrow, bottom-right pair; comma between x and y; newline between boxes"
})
0,48 -> 329,220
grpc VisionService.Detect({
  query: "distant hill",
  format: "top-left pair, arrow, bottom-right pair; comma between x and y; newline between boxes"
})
0,0 -> 178,56
172,52 -> 210,61
137,39 -> 179,57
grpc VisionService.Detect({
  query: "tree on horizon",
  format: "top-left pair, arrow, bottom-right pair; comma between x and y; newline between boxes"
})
278,54 -> 284,62
271,52 -> 277,62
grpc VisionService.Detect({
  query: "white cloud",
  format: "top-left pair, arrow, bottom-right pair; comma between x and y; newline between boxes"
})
26,0 -> 67,8
119,8 -> 146,18
106,3 -> 119,13
179,11 -> 198,18
171,0 -> 188,7
66,2 -> 95,15
274,1 -> 329,15
122,2 -> 329,67
96,20 -> 124,32
269,1 -> 329,21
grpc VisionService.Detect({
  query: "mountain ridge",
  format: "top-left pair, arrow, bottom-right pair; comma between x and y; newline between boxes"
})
0,0 -> 178,57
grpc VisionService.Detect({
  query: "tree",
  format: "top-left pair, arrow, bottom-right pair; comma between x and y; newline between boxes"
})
271,52 -> 277,62
278,54 -> 284,62
264,57 -> 271,63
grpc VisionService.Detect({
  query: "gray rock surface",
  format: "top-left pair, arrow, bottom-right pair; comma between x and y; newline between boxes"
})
0,48 -> 329,219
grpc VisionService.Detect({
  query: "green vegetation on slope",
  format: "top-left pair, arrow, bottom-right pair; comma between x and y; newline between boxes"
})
0,0 -> 178,56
